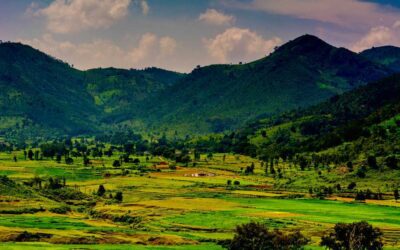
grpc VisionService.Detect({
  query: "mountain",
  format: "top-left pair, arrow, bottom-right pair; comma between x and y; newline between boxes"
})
0,35 -> 397,139
0,42 -> 183,140
142,35 -> 392,134
84,67 -> 184,123
0,42 -> 98,137
231,73 -> 400,160
360,46 -> 400,72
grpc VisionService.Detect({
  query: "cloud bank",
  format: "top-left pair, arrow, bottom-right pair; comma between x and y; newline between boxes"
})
35,0 -> 132,33
198,9 -> 235,26
204,27 -> 282,63
19,33 -> 177,70
244,0 -> 400,28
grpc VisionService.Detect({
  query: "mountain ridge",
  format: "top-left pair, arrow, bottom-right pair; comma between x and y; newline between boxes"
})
141,34 -> 393,133
0,35 -> 398,139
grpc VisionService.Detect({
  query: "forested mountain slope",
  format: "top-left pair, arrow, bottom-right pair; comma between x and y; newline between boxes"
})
224,73 -> 400,161
0,42 -> 183,139
143,35 -> 392,133
361,46 -> 400,72
0,35 -> 398,139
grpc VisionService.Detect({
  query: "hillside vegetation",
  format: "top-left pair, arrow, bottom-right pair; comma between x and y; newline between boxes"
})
361,46 -> 400,72
0,35 -> 396,138
143,35 -> 392,133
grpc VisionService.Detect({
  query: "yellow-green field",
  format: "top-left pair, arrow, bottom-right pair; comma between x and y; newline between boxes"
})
0,152 -> 399,249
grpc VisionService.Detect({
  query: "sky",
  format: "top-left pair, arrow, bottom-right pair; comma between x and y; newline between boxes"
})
2,0 -> 400,72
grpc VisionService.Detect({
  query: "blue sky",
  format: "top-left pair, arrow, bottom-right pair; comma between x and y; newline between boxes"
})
1,0 -> 400,72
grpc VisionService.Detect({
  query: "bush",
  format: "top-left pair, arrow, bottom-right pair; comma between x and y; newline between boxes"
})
13,231 -> 52,242
49,206 -> 71,214
321,221 -> 383,250
0,207 -> 45,214
228,222 -> 308,250
97,184 -> 106,197
112,160 -> 121,167
115,191 -> 123,202
348,182 -> 357,190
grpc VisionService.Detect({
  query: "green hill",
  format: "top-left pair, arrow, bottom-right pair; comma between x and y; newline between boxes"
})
143,35 -> 392,134
0,35 -> 397,139
360,46 -> 400,72
84,67 -> 184,124
0,42 -> 183,140
0,42 -> 99,139
227,73 -> 400,162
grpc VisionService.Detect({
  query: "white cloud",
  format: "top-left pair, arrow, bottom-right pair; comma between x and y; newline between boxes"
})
393,20 -> 400,29
19,33 -> 178,70
140,0 -> 149,15
130,33 -> 158,64
351,21 -> 400,52
35,0 -> 131,33
204,27 -> 282,63
236,0 -> 400,28
198,9 -> 235,26
351,26 -> 394,52
159,36 -> 177,56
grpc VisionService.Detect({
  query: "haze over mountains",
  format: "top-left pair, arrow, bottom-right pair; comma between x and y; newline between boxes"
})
0,34 -> 399,139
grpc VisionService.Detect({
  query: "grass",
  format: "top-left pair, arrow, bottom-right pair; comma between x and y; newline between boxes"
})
0,151 -> 399,248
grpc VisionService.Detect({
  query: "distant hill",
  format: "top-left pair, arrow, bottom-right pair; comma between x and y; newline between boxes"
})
0,42 -> 183,140
232,73 -> 400,160
143,35 -> 392,133
361,46 -> 400,72
0,42 -> 98,138
84,67 -> 184,123
0,35 -> 397,139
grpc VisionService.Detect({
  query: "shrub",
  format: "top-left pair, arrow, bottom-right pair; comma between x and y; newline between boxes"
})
228,222 -> 308,250
112,160 -> 121,167
115,191 -> 123,202
321,221 -> 383,250
49,206 -> 71,214
97,184 -> 106,197
348,182 -> 357,190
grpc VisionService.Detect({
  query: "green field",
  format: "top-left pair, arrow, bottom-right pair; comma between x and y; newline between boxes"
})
0,151 -> 399,249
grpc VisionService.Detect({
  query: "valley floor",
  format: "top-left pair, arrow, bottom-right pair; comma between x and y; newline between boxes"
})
0,153 -> 399,249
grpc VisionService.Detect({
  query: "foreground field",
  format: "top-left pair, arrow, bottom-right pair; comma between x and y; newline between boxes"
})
0,152 -> 399,249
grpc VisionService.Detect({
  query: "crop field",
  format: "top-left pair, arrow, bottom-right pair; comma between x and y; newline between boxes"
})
0,152 -> 399,249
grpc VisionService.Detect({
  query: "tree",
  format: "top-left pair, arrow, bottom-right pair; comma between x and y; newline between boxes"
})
34,151 -> 39,160
394,188 -> 399,202
348,182 -> 357,190
115,191 -> 123,202
356,166 -> 366,178
65,157 -> 73,165
112,160 -> 121,167
229,222 -> 308,250
321,221 -> 383,250
97,185 -> 106,197
56,154 -> 61,163
269,165 -> 275,175
355,191 -> 366,201
386,156 -> 398,169
261,130 -> 267,137
27,150 -> 34,160
299,157 -> 308,171
346,161 -> 353,172
367,156 -> 378,169
245,163 -> 255,174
